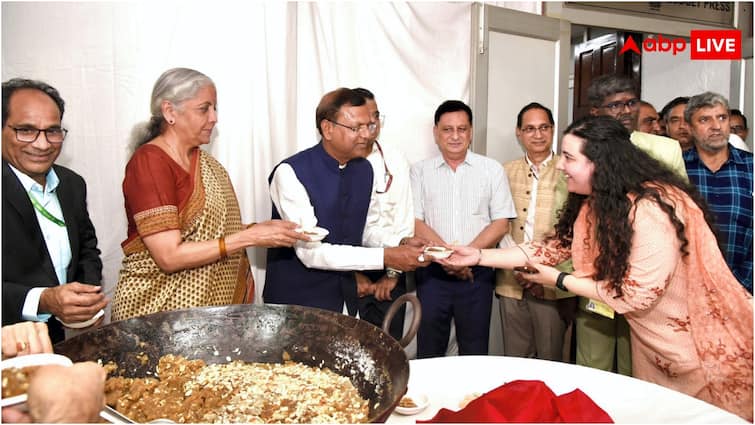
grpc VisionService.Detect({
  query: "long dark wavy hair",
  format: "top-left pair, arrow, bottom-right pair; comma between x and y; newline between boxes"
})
551,116 -> 719,295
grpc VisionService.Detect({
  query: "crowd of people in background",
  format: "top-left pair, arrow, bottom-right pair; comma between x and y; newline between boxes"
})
2,70 -> 752,421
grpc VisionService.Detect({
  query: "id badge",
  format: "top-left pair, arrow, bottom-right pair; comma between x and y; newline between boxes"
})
585,298 -> 615,319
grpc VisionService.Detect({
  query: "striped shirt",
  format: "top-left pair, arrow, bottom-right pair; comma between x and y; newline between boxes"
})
410,151 -> 516,245
684,146 -> 753,293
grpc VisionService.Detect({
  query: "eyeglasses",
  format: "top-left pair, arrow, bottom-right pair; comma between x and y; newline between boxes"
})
326,119 -> 378,135
374,141 -> 393,194
520,124 -> 553,135
7,126 -> 68,144
600,99 -> 640,113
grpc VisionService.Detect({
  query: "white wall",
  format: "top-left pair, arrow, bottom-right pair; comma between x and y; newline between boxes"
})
486,31 -> 557,165
641,42 -> 733,113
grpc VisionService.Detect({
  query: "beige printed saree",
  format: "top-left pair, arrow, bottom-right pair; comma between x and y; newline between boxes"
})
112,146 -> 251,321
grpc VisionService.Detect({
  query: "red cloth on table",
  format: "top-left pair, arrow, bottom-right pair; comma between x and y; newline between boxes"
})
419,379 -> 613,423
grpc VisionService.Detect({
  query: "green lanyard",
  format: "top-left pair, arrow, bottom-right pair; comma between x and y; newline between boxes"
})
28,191 -> 66,227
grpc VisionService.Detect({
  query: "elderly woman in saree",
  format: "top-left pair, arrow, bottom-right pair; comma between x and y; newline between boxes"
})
112,68 -> 307,321
443,116 -> 753,421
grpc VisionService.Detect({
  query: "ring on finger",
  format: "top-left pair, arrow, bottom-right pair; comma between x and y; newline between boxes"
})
16,341 -> 27,351
418,254 -> 425,262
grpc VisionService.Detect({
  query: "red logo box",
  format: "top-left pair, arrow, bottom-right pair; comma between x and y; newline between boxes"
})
690,30 -> 741,60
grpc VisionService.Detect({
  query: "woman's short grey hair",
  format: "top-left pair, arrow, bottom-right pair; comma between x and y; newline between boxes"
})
684,92 -> 729,123
130,68 -> 214,151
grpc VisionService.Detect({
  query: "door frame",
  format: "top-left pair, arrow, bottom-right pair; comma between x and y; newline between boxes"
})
470,3 -> 571,155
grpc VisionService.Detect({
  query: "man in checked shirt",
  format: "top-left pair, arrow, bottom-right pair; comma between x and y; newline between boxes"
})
683,92 -> 753,293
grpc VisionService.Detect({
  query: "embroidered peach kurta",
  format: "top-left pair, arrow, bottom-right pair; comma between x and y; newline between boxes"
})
528,187 -> 753,421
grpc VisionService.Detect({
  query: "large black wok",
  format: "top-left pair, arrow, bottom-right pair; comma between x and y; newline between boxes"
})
54,302 -> 417,422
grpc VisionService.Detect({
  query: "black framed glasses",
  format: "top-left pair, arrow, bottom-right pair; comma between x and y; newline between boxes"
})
326,119 -> 378,135
520,124 -> 553,135
7,125 -> 68,143
600,99 -> 640,113
374,141 -> 393,194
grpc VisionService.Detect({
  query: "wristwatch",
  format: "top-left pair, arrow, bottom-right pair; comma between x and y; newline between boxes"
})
385,269 -> 402,279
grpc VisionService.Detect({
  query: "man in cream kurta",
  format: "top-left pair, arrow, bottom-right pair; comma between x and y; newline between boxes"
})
497,103 -> 567,361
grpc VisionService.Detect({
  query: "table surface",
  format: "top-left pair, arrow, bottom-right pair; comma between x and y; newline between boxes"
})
386,356 -> 747,424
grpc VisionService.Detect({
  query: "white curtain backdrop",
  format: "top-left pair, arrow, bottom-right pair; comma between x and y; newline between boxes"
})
2,2 -> 473,319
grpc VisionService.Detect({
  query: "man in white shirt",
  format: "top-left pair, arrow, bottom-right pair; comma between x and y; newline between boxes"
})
352,88 -> 418,340
264,88 -> 428,315
412,100 -> 516,358
2,78 -> 107,344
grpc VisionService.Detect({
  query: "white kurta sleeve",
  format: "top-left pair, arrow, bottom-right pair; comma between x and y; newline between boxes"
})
269,164 -> 384,271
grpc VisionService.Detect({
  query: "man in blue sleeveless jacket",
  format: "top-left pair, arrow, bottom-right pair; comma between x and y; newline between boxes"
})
264,88 -> 428,315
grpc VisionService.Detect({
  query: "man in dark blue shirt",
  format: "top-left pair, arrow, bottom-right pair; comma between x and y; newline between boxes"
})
683,92 -> 753,293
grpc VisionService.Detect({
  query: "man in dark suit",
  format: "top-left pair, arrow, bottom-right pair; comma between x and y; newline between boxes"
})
2,78 -> 108,344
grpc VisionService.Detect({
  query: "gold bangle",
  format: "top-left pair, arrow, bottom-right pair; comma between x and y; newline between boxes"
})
218,237 -> 227,259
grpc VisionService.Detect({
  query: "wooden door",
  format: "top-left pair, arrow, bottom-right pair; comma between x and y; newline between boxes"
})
572,31 -> 642,120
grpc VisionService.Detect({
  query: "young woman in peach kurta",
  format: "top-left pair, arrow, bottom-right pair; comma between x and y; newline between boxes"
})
443,116 -> 752,421
525,188 -> 753,421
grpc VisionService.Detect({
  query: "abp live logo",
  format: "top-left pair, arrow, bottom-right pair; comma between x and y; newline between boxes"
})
619,30 -> 741,60
690,30 -> 740,59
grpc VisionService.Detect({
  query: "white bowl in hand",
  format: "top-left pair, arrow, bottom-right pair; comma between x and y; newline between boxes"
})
423,246 -> 453,260
57,308 -> 104,329
296,226 -> 329,242
1,353 -> 74,408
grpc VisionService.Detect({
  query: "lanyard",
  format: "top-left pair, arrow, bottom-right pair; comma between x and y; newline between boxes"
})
374,141 -> 393,194
28,191 -> 66,227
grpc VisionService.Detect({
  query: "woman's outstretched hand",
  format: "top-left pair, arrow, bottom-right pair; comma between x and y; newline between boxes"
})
437,245 -> 481,267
